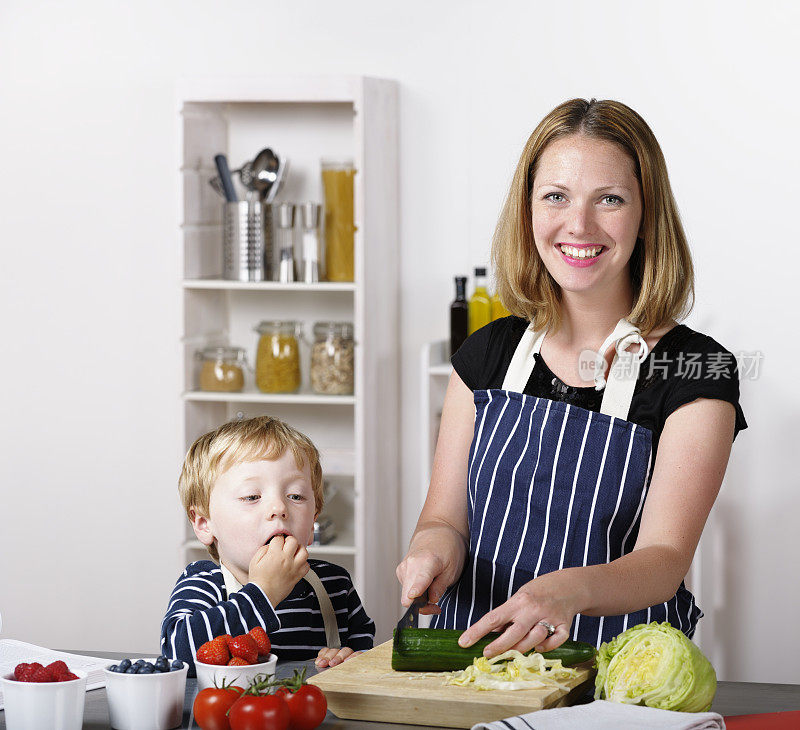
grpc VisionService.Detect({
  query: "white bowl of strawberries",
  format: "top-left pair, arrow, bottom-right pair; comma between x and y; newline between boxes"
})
195,627 -> 277,692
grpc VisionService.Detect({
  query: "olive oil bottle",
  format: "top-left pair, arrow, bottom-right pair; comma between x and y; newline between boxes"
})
491,290 -> 510,320
468,267 -> 492,335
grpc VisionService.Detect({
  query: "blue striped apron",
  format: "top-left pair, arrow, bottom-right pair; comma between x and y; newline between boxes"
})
432,319 -> 702,646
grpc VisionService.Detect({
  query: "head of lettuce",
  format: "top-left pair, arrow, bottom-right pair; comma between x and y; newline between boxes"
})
594,621 -> 717,712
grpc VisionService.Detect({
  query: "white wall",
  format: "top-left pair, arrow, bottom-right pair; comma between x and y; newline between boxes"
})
1,0 -> 797,682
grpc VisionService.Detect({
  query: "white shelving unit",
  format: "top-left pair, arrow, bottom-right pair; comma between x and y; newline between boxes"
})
178,76 -> 399,640
419,340 -> 453,511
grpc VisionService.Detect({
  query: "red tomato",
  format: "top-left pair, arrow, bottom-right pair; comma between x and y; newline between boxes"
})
192,686 -> 244,730
283,685 -> 328,730
229,694 -> 290,730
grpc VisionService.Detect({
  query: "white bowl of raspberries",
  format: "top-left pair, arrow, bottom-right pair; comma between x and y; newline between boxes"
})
195,627 -> 277,692
1,661 -> 87,730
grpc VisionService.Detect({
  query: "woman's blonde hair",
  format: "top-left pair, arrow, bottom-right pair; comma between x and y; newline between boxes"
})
492,98 -> 694,336
179,416 -> 323,561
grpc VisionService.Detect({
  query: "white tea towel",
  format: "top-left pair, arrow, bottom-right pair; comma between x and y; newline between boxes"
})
471,700 -> 725,730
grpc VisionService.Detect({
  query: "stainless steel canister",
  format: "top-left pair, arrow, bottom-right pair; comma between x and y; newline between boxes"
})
222,201 -> 274,282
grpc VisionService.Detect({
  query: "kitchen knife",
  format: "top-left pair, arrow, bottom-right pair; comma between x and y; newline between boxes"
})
395,593 -> 428,634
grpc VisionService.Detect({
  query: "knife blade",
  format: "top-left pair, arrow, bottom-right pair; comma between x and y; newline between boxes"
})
395,593 -> 428,634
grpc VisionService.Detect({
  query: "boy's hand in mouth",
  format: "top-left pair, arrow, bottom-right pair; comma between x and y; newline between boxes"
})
249,533 -> 310,607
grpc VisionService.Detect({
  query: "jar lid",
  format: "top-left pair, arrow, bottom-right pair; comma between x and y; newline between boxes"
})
197,346 -> 246,361
313,321 -> 354,337
255,320 -> 300,334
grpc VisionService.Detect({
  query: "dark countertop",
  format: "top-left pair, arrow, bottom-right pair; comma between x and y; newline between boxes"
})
2,650 -> 798,728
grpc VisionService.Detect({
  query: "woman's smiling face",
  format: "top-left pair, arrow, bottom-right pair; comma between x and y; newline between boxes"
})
531,134 -> 643,296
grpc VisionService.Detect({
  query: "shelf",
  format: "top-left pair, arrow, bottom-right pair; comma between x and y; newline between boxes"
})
183,390 -> 356,405
429,364 -> 453,376
183,279 -> 356,293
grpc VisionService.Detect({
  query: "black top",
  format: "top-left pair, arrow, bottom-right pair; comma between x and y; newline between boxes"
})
452,317 -> 748,461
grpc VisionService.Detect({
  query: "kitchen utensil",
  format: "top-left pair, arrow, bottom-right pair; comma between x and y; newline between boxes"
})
214,154 -> 238,203
265,155 -> 288,203
312,516 -> 337,545
249,147 -> 280,201
307,641 -> 595,728
223,201 -> 271,281
300,202 -> 321,283
276,202 -> 296,283
237,160 -> 256,190
395,593 -> 427,634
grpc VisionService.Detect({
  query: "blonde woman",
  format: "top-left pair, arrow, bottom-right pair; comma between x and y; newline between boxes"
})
397,98 -> 747,657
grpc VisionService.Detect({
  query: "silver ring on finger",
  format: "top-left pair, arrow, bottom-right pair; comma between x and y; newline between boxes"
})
537,620 -> 556,638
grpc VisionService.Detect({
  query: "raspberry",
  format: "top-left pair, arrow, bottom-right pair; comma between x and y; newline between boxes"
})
46,661 -> 70,680
59,672 -> 79,682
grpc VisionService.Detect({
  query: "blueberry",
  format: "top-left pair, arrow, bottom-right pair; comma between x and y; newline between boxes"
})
125,667 -> 137,674
170,660 -> 183,671
109,664 -> 119,673
138,665 -> 154,674
133,659 -> 146,667
155,657 -> 168,670
118,659 -> 131,671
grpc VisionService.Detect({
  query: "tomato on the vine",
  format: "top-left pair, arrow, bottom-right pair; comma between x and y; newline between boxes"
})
229,693 -> 290,730
282,684 -> 328,730
192,685 -> 244,730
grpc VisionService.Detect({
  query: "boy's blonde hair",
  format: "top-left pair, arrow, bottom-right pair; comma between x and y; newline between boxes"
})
179,416 -> 324,561
492,97 -> 695,337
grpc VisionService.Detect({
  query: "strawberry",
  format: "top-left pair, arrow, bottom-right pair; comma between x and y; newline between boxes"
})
227,657 -> 249,666
248,627 -> 271,657
227,634 -> 258,664
196,636 -> 230,666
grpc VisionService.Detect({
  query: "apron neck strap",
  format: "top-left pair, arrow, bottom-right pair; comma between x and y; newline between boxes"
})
221,561 -> 340,649
501,318 -> 648,420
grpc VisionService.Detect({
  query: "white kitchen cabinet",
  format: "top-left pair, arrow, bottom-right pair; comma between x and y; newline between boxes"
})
178,76 -> 399,640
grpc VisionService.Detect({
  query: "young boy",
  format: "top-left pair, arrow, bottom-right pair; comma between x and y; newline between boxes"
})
161,416 -> 375,673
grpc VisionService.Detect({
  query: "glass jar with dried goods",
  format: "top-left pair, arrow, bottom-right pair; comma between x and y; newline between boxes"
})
255,321 -> 302,393
310,321 -> 354,395
321,159 -> 356,282
196,346 -> 247,392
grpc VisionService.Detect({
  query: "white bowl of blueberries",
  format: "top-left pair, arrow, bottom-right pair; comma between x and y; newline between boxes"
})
104,657 -> 188,730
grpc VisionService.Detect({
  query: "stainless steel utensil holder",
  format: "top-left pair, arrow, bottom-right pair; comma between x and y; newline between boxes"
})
222,202 -> 273,282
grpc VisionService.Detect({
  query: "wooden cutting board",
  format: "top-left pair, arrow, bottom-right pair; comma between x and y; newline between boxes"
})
307,640 -> 596,728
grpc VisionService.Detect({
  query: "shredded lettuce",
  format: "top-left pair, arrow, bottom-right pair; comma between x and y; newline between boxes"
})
594,621 -> 717,712
445,650 -> 579,691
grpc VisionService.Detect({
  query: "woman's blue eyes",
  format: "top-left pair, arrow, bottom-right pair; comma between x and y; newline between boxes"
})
543,193 -> 624,205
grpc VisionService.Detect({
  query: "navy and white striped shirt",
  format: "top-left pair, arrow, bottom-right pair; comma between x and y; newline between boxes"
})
160,559 -> 374,672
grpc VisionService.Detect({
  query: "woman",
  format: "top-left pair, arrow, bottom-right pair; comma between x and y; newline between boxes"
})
397,98 -> 747,658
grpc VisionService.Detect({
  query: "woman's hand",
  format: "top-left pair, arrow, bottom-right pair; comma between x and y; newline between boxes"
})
457,568 -> 585,657
396,522 -> 468,614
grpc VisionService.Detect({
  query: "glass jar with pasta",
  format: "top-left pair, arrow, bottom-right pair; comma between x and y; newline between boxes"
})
254,321 -> 301,393
196,346 -> 247,392
321,158 -> 356,282
311,321 -> 354,395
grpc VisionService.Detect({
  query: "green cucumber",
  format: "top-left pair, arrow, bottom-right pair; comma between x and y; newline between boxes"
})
391,627 -> 596,672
